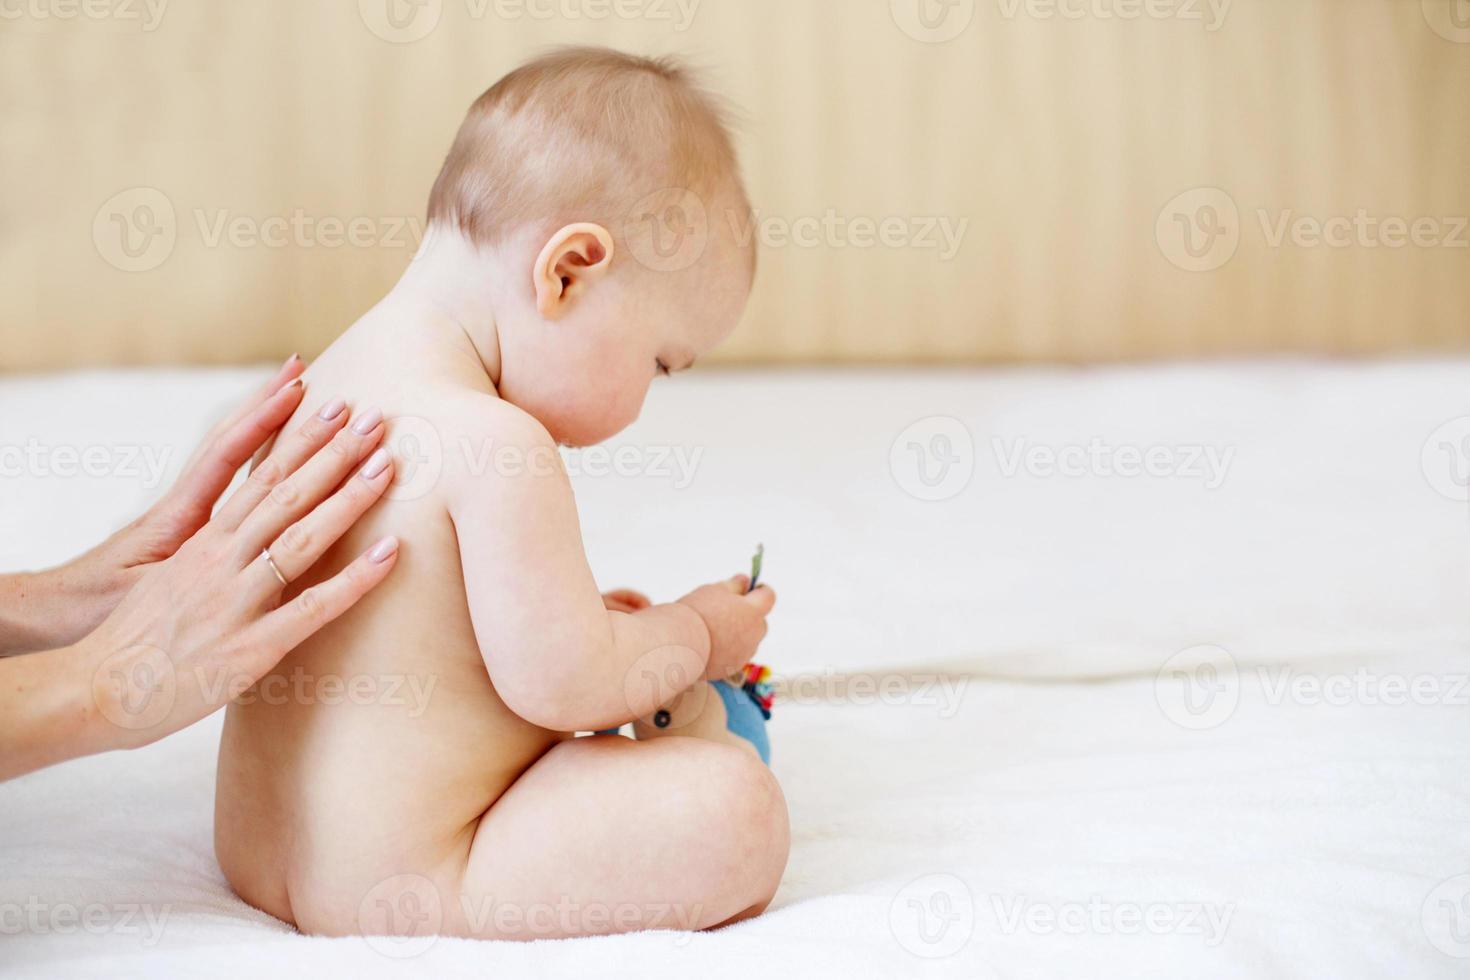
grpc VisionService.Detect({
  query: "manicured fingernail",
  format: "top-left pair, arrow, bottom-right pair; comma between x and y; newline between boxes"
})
284,353 -> 301,367
360,448 -> 391,479
352,407 -> 382,434
275,377 -> 304,396
368,536 -> 399,563
318,397 -> 346,421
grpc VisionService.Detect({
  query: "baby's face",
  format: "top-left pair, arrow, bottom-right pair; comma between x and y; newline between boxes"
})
498,214 -> 754,447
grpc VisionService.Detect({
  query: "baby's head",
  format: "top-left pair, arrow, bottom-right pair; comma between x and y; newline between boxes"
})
425,48 -> 755,446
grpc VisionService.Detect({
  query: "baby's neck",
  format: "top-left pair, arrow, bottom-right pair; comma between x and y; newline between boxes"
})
364,227 -> 506,390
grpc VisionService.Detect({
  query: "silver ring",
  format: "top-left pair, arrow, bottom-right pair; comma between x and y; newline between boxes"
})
260,548 -> 289,587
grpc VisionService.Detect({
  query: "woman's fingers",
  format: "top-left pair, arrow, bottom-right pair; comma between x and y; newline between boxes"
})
251,449 -> 395,590
181,355 -> 303,471
212,398 -> 357,532
161,377 -> 307,535
231,411 -> 386,558
246,536 -> 400,654
219,354 -> 303,437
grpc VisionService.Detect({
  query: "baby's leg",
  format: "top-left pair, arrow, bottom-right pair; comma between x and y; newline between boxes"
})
450,734 -> 788,940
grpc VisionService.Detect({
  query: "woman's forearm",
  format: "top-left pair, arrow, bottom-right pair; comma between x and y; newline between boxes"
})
0,570 -> 71,656
0,567 -> 113,657
0,639 -> 111,781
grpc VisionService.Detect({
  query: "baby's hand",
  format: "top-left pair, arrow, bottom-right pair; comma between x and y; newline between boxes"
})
677,575 -> 776,680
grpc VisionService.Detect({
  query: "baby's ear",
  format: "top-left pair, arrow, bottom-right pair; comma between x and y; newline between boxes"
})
533,223 -> 615,317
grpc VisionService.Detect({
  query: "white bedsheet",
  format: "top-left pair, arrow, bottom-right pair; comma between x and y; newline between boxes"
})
1,362 -> 1467,979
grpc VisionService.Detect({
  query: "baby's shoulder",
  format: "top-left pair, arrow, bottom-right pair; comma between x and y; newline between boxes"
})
415,389 -> 560,504
431,388 -> 553,448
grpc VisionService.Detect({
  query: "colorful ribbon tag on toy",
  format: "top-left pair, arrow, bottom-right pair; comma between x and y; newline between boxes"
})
747,543 -> 764,593
740,662 -> 775,719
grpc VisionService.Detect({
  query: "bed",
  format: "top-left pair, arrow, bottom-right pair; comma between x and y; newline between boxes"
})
2,362 -> 1467,978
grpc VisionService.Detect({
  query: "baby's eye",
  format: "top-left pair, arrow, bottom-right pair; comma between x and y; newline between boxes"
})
655,359 -> 671,377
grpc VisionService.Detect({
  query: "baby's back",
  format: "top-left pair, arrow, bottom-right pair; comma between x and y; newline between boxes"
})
214,317 -> 564,933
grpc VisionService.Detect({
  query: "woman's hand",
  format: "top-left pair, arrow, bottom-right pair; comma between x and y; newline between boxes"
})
0,356 -> 312,653
80,397 -> 399,748
0,369 -> 402,780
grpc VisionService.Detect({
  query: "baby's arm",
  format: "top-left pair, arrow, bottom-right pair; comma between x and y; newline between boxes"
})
447,403 -> 771,732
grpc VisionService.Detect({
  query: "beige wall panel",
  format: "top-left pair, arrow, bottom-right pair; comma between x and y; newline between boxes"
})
2,0 -> 1467,369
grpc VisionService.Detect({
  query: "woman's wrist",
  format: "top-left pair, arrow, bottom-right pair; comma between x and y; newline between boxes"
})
0,637 -> 116,781
0,569 -> 68,656
0,560 -> 124,657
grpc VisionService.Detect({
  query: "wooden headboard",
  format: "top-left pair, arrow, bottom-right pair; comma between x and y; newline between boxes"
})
3,0 -> 1467,369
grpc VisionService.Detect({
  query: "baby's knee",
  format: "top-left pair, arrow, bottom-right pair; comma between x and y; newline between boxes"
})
703,747 -> 789,903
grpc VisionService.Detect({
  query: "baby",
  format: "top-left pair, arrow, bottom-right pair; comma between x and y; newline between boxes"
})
214,48 -> 787,941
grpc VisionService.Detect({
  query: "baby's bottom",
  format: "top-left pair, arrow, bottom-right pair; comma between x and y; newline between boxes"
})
414,734 -> 787,941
